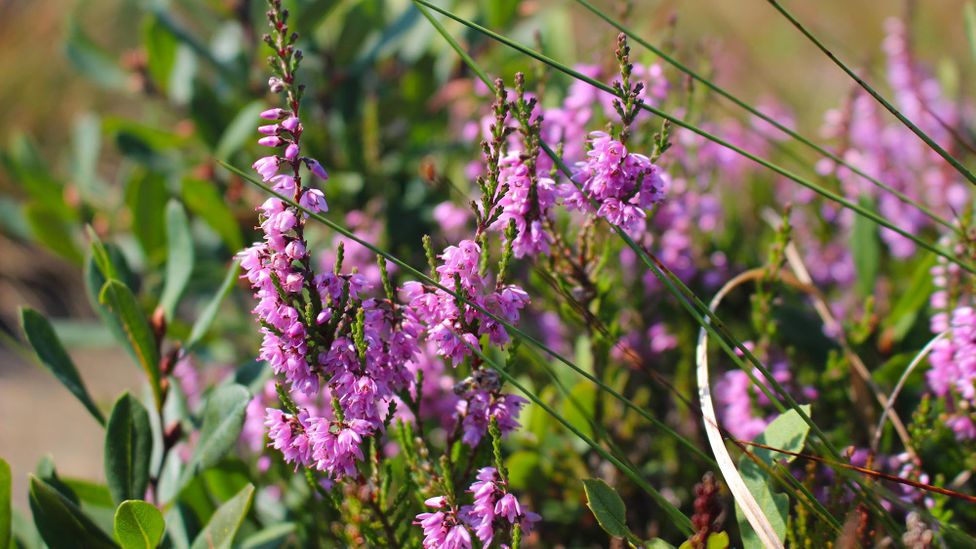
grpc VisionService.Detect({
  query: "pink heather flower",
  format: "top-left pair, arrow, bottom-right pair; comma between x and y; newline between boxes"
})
415,501 -> 473,549
258,124 -> 279,135
281,116 -> 301,132
252,156 -> 280,181
299,188 -> 328,214
258,135 -> 285,147
463,467 -> 541,545
260,107 -> 287,120
304,157 -> 329,180
265,408 -> 312,468
492,151 -> 557,258
563,131 -> 665,235
285,143 -> 300,161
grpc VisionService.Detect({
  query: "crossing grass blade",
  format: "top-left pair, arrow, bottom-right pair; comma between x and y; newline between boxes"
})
411,0 -> 975,278
764,0 -> 976,189
571,0 -> 960,235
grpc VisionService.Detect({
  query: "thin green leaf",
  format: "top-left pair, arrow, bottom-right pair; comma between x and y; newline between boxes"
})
851,195 -> 880,297
215,101 -> 266,160
582,478 -> 637,542
181,179 -> 243,251
159,200 -> 195,320
883,254 -> 936,342
99,280 -> 163,409
189,484 -> 254,549
766,0 -> 976,188
20,308 -> 105,425
187,260 -> 240,350
114,501 -> 164,549
28,475 -> 117,549
104,393 -> 153,505
0,458 -> 10,549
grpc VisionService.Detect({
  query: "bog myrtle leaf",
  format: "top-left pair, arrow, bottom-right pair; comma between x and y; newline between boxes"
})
851,194 -> 880,297
159,200 -> 195,321
182,385 -> 249,484
735,406 -> 811,549
189,484 -> 254,549
0,458 -> 11,549
99,280 -> 163,408
105,393 -> 153,505
582,478 -> 635,541
187,260 -> 240,350
125,172 -> 169,265
28,475 -> 117,549
114,501 -> 164,549
20,308 -> 106,426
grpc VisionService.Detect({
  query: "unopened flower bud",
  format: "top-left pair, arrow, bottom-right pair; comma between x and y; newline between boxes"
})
268,76 -> 285,93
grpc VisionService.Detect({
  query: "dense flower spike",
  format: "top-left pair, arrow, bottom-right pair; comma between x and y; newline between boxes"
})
562,131 -> 666,234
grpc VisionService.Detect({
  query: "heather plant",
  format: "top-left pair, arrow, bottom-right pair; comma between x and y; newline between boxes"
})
5,1 -> 976,548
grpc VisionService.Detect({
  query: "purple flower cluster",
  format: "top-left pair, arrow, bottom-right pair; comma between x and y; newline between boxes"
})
714,348 -> 817,441
492,151 -> 557,258
402,240 -> 529,367
414,468 -> 540,548
562,131 -> 665,234
926,304 -> 976,440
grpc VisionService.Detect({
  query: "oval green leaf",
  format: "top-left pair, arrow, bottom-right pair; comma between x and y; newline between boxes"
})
105,393 -> 153,505
99,280 -> 162,408
190,484 -> 254,549
114,501 -> 164,549
159,200 -> 195,320
28,475 -> 117,549
582,478 -> 635,542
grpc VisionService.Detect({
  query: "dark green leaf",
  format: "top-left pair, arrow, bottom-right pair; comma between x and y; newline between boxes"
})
125,172 -> 169,265
0,458 -> 10,549
182,385 -> 249,484
105,393 -> 153,505
883,254 -> 936,342
189,484 -> 254,549
99,281 -> 163,408
143,15 -> 178,94
851,194 -> 880,297
159,201 -> 195,320
20,308 -> 105,425
28,475 -> 117,549
114,501 -> 164,549
582,478 -> 635,541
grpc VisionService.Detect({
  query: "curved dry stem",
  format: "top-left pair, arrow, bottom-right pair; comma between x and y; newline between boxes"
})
760,209 -> 917,459
871,331 -> 947,452
696,268 -> 791,549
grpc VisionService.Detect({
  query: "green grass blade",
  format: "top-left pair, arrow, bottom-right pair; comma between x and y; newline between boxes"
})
572,0 -> 959,235
765,0 -> 976,189
411,0 -> 975,277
